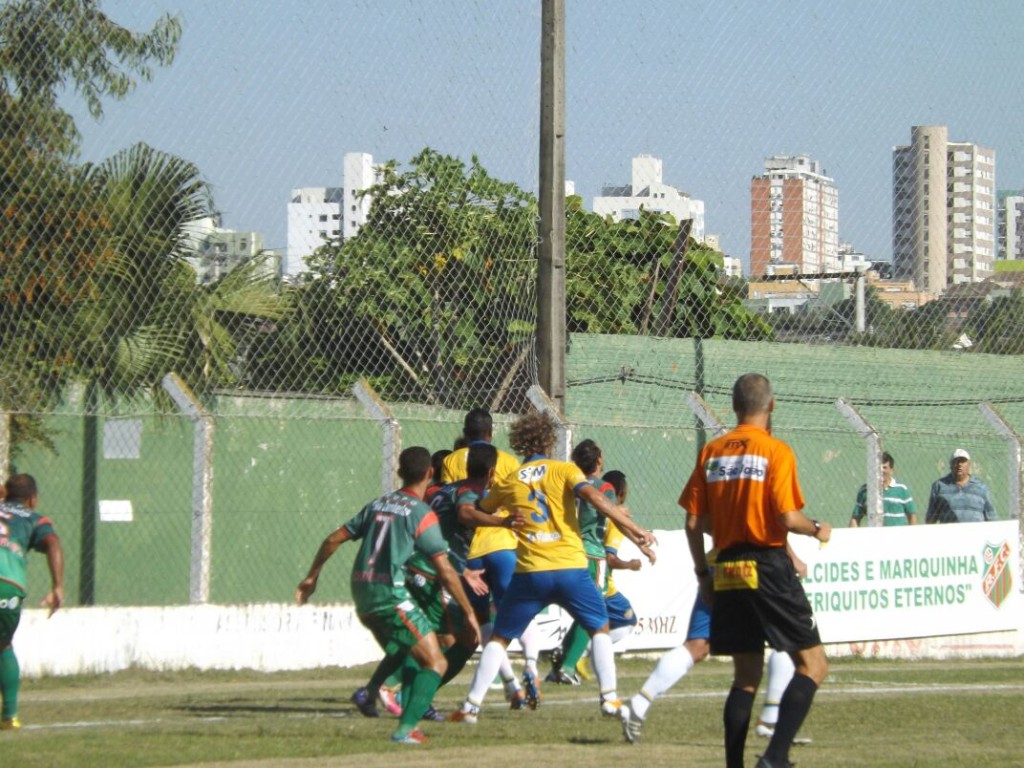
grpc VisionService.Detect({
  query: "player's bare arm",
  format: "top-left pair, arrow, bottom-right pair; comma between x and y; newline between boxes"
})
607,552 -> 642,571
780,510 -> 831,543
41,535 -> 65,617
610,518 -> 657,565
684,512 -> 713,602
578,484 -> 657,549
786,540 -> 808,578
296,526 -> 351,604
457,501 -> 523,530
433,553 -> 482,646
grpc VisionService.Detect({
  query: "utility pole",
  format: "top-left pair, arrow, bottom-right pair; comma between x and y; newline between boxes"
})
537,0 -> 566,412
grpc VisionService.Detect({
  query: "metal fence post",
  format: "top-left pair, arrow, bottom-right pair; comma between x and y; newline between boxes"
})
686,391 -> 728,437
161,373 -> 214,605
527,384 -> 571,460
836,398 -> 883,527
352,379 -> 401,494
978,401 -> 1023,593
0,412 -> 8,481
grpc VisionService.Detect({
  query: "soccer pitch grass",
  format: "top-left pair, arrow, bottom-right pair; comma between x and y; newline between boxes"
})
4,655 -> 1024,767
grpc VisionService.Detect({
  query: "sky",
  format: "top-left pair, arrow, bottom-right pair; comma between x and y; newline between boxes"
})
70,0 -> 1024,269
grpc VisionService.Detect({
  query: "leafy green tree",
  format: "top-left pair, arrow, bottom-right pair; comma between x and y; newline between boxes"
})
291,148 -> 538,408
566,205 -> 771,340
966,289 -> 1024,355
73,143 -> 286,398
1,1 -> 184,450
0,0 -> 181,156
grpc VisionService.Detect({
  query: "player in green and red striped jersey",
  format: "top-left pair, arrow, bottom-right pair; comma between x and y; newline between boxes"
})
296,447 -> 480,745
0,474 -> 65,730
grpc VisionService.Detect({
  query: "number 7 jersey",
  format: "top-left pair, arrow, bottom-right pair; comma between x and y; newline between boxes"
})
479,457 -> 589,573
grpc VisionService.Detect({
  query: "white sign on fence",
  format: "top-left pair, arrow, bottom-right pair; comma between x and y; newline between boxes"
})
575,521 -> 1020,650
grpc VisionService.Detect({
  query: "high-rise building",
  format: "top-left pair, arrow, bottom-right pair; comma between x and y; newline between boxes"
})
286,152 -> 379,278
892,126 -> 995,293
997,189 -> 1024,261
184,216 -> 280,285
750,154 -> 839,277
285,186 -> 342,278
592,155 -> 705,242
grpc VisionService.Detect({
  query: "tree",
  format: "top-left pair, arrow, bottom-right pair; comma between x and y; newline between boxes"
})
966,290 -> 1024,355
566,204 -> 771,340
0,0 -> 181,156
71,143 -> 286,398
1,1 -> 184,450
282,149 -> 537,408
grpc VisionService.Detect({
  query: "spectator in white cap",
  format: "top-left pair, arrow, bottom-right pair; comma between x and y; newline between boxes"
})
925,449 -> 997,523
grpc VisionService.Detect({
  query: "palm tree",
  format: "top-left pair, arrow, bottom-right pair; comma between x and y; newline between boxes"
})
70,143 -> 285,603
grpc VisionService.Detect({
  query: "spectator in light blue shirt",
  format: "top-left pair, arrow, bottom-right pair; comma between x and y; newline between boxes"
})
925,448 -> 997,523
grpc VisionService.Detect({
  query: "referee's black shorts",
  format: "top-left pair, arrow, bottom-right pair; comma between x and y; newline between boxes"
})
710,544 -> 820,655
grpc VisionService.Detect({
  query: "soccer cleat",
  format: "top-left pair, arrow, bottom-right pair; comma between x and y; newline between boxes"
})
391,728 -> 428,745
756,720 -> 811,745
421,704 -> 446,722
620,704 -> 643,744
575,657 -> 594,681
0,717 -> 21,731
448,703 -> 480,724
350,686 -> 380,718
508,689 -> 527,710
754,756 -> 793,768
522,669 -> 542,709
544,668 -> 580,686
755,720 -> 775,738
378,685 -> 402,716
600,697 -> 624,717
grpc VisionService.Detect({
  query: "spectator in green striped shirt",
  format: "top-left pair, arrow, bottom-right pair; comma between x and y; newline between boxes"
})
849,452 -> 917,527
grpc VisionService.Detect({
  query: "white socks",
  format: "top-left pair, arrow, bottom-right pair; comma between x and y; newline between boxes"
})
760,650 -> 795,723
591,631 -> 618,702
630,645 -> 695,720
467,641 -> 507,706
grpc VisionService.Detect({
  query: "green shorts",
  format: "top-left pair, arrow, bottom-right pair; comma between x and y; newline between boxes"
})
407,572 -> 468,637
358,598 -> 435,657
0,581 -> 24,647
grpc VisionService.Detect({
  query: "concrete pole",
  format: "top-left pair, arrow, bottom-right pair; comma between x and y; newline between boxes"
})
537,0 -> 566,412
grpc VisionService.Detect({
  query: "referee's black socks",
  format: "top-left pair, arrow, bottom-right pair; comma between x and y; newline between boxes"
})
724,687 -> 755,768
765,672 -> 818,764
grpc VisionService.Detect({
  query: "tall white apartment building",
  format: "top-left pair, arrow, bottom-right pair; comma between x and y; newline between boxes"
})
750,155 -> 839,277
285,186 -> 342,278
592,155 -> 705,242
892,125 -> 995,293
997,190 -> 1024,261
285,152 -> 378,278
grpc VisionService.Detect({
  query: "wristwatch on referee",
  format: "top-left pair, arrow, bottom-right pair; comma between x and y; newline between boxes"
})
811,519 -> 822,538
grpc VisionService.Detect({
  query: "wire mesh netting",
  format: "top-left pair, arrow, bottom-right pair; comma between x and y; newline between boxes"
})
2,1 -> 1023,605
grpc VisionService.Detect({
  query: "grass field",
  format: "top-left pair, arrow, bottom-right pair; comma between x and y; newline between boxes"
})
4,655 -> 1024,767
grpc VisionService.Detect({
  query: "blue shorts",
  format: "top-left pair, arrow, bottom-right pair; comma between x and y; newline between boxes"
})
493,568 -> 608,640
686,590 -> 711,641
466,548 -> 517,616
605,592 -> 637,630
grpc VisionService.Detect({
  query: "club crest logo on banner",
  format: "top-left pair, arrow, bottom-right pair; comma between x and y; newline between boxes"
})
981,540 -> 1012,609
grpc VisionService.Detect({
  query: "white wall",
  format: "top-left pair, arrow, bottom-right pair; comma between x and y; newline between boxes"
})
15,522 -> 1022,678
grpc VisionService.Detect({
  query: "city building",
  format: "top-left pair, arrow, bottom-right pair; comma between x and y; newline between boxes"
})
892,125 -> 995,294
592,155 -> 705,242
837,242 -> 872,273
184,216 -> 280,285
286,186 -> 341,277
997,189 -> 1024,261
750,154 -> 839,277
286,152 -> 379,278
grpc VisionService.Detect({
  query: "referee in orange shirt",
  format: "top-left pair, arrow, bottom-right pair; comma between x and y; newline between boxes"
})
681,373 -> 830,768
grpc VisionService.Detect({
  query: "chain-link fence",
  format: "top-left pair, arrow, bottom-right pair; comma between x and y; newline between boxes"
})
3,1 -> 1024,606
